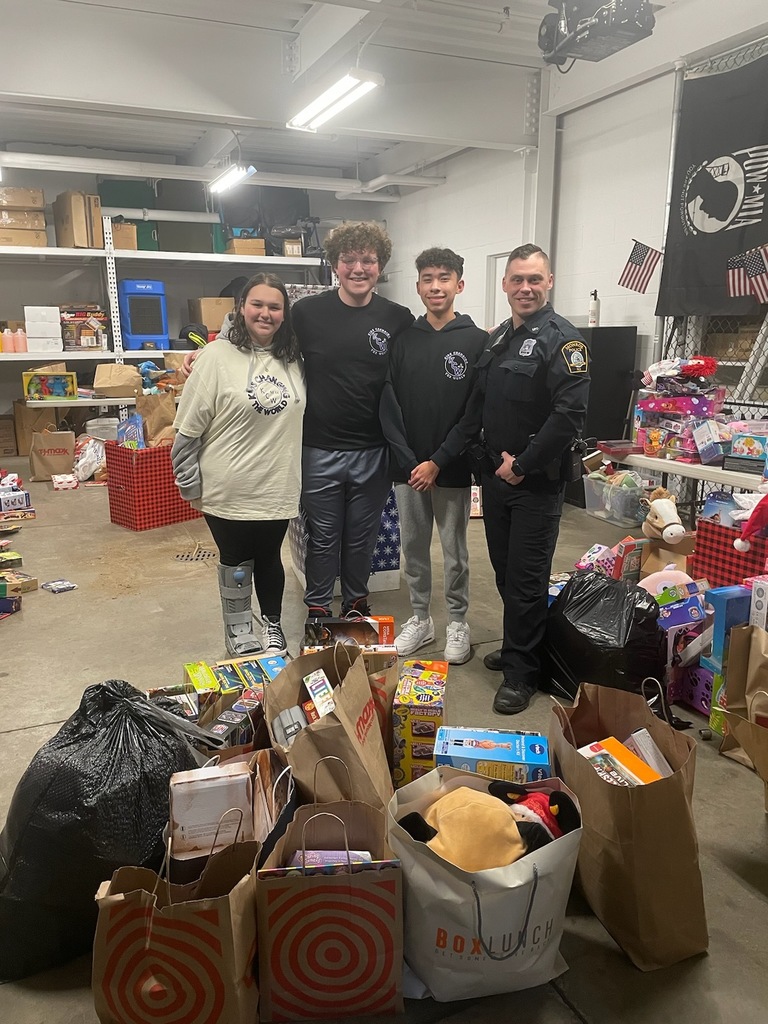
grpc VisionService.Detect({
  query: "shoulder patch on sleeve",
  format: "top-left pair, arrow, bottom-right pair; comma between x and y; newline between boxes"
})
561,340 -> 589,374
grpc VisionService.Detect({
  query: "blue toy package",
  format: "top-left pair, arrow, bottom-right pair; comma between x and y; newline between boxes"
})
700,490 -> 740,528
116,413 -> 146,449
434,725 -> 551,782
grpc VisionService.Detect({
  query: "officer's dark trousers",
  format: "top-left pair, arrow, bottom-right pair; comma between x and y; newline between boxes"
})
481,473 -> 565,687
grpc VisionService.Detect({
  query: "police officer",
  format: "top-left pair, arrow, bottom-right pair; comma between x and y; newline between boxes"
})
477,243 -> 590,714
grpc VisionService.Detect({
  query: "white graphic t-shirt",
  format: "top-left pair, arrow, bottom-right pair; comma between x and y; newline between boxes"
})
174,338 -> 306,519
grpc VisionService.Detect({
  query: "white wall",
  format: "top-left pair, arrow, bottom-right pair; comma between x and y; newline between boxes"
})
551,73 -> 676,368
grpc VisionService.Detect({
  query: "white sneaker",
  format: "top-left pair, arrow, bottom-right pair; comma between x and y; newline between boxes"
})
262,616 -> 288,657
444,621 -> 471,664
395,615 -> 435,656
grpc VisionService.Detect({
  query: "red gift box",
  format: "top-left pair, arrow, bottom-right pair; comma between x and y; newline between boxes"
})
105,443 -> 202,532
691,518 -> 768,589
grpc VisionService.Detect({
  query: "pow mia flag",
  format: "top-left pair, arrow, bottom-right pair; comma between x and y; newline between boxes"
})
656,52 -> 768,316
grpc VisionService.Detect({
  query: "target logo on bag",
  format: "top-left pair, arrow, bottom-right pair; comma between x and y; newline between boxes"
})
261,878 -> 401,1021
98,902 -> 229,1023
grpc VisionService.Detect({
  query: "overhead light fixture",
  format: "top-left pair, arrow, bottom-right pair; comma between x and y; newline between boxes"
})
208,163 -> 257,194
287,68 -> 384,133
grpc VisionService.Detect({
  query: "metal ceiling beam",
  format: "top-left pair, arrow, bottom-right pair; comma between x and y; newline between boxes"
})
185,128 -> 238,168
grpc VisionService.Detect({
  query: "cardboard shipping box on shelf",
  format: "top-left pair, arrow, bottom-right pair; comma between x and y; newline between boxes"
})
187,297 -> 234,332
110,221 -> 138,250
52,191 -> 104,249
93,363 -> 141,398
0,187 -> 45,211
225,238 -> 266,256
0,228 -> 47,248
0,210 -> 46,230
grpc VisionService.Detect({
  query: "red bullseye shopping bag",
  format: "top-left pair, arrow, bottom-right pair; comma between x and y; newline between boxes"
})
92,841 -> 260,1024
257,803 -> 403,1021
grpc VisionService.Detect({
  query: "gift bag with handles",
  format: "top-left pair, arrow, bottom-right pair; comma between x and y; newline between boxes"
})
28,423 -> 76,480
93,812 -> 261,1024
720,624 -> 768,810
257,760 -> 403,1022
549,682 -> 708,970
387,765 -> 582,1001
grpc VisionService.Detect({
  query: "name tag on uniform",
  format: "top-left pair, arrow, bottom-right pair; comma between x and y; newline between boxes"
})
519,338 -> 537,357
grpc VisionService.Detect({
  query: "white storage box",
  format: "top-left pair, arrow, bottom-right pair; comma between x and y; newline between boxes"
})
25,321 -> 62,339
169,762 -> 254,860
26,337 -> 64,353
85,417 -> 119,441
23,305 -> 60,323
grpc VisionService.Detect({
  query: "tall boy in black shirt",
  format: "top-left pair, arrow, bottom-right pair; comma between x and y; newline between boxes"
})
380,248 -> 487,663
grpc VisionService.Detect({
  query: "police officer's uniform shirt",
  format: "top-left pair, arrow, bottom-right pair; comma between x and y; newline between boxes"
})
479,302 -> 590,481
174,338 -> 306,520
292,289 -> 414,451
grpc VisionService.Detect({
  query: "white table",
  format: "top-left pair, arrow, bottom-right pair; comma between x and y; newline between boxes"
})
620,454 -> 762,493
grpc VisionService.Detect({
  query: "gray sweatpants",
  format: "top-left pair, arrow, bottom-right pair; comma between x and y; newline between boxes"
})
395,483 -> 471,622
302,445 -> 391,610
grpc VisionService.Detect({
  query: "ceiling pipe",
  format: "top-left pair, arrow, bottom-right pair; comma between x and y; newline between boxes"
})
102,207 -> 220,223
334,191 -> 400,202
359,173 -> 445,192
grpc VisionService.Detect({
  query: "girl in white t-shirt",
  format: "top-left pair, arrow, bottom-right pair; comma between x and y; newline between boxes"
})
173,274 -> 306,657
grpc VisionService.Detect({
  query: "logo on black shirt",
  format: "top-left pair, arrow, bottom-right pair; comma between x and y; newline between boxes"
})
444,351 -> 469,380
246,374 -> 290,415
368,327 -> 391,356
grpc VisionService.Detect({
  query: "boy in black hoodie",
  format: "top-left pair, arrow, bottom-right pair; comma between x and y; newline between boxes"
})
380,248 -> 488,663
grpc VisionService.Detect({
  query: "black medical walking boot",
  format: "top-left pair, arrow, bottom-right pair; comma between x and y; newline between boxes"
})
493,678 -> 536,715
483,648 -> 503,671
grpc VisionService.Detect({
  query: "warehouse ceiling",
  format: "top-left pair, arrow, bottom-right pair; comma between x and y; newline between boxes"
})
0,0 -> 679,193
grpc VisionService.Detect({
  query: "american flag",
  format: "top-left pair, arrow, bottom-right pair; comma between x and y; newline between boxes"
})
618,240 -> 663,293
727,252 -> 750,297
745,245 -> 768,303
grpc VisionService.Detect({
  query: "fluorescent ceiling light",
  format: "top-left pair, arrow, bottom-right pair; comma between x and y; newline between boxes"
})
208,163 -> 256,194
287,68 -> 384,133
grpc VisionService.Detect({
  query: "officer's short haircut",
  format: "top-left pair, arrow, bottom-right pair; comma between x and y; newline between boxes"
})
415,247 -> 464,279
505,243 -> 551,272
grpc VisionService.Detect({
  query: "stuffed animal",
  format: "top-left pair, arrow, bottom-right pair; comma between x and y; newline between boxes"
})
641,486 -> 686,544
734,492 -> 768,552
638,565 -> 694,599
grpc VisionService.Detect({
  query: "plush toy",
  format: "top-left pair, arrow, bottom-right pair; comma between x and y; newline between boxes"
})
734,492 -> 768,552
641,486 -> 686,544
638,565 -> 694,599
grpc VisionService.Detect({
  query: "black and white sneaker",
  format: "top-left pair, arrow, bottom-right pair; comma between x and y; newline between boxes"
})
262,616 -> 288,657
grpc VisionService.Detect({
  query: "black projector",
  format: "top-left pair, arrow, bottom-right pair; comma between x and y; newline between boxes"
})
539,0 -> 656,66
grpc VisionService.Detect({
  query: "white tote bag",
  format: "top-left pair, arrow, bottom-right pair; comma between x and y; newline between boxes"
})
387,766 -> 582,1001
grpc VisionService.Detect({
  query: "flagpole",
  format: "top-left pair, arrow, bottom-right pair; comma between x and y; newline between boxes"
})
654,60 -> 687,362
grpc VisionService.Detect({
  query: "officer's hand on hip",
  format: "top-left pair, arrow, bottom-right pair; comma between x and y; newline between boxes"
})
496,451 -> 525,486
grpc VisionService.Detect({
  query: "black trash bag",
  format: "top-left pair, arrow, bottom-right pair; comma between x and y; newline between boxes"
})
0,680 -> 203,982
543,570 -> 669,706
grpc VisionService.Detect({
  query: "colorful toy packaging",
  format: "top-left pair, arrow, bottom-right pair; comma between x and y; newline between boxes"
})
392,660 -> 447,789
22,371 -> 78,401
434,726 -> 551,782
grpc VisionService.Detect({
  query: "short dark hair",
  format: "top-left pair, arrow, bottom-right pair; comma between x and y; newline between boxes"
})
228,273 -> 301,363
505,243 -> 551,271
324,222 -> 393,269
415,247 -> 464,279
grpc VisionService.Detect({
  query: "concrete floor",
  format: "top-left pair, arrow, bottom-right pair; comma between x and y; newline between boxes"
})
1,459 -> 767,1023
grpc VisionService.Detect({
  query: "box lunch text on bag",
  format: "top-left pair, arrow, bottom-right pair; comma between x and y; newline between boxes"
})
387,766 -> 582,1002
548,682 -> 708,971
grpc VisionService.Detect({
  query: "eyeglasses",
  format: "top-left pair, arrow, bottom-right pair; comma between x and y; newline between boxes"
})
339,256 -> 379,268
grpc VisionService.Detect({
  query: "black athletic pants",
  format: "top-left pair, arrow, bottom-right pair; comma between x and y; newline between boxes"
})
204,514 -> 289,619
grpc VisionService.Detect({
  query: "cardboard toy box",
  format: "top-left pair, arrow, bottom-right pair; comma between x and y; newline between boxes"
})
302,615 -> 395,650
188,297 -> 234,332
61,306 -> 110,351
434,726 -> 551,782
0,187 -> 45,210
22,370 -> 77,400
0,490 -> 32,513
169,762 -> 255,860
392,660 -> 447,789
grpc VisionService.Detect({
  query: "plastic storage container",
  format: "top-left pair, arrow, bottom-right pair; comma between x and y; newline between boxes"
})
583,475 -> 647,527
85,417 -> 120,442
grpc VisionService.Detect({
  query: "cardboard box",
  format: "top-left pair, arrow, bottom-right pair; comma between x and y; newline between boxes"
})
302,615 -> 395,649
0,228 -> 47,248
0,571 -> 38,597
470,484 -> 482,518
187,297 -> 235,332
731,432 -> 768,461
0,490 -> 31,512
13,400 -> 56,456
27,337 -> 65,354
640,534 -> 696,578
392,660 -> 447,788
749,576 -> 768,630
0,210 -> 46,229
226,238 -> 266,255
52,191 -> 104,249
0,417 -> 17,457
25,321 -> 62,339
0,187 -> 45,210
93,363 -> 141,398
434,726 -> 551,782
169,762 -> 255,859
612,536 -> 649,583
111,221 -> 138,250
60,306 -> 110,350
24,305 -> 60,324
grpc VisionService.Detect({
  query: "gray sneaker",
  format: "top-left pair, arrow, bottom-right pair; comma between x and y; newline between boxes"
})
395,615 -> 435,656
444,621 -> 471,665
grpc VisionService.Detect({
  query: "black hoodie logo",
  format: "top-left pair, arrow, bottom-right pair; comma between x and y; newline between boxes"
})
445,351 -> 468,380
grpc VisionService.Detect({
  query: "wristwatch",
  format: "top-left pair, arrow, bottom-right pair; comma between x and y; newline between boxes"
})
511,460 -> 525,478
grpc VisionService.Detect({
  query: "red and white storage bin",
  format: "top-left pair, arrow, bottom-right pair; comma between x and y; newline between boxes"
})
105,443 -> 202,532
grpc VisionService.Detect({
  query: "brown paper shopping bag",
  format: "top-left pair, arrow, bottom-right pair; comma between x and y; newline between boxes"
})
93,840 -> 261,1024
265,646 -> 393,811
362,648 -> 399,770
549,683 -> 708,970
720,625 -> 768,768
257,802 -> 403,1022
136,391 -> 177,447
28,424 -> 76,481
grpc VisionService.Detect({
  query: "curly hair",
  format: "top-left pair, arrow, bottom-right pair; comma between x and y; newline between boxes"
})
227,273 -> 301,363
415,247 -> 464,279
324,222 -> 393,269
